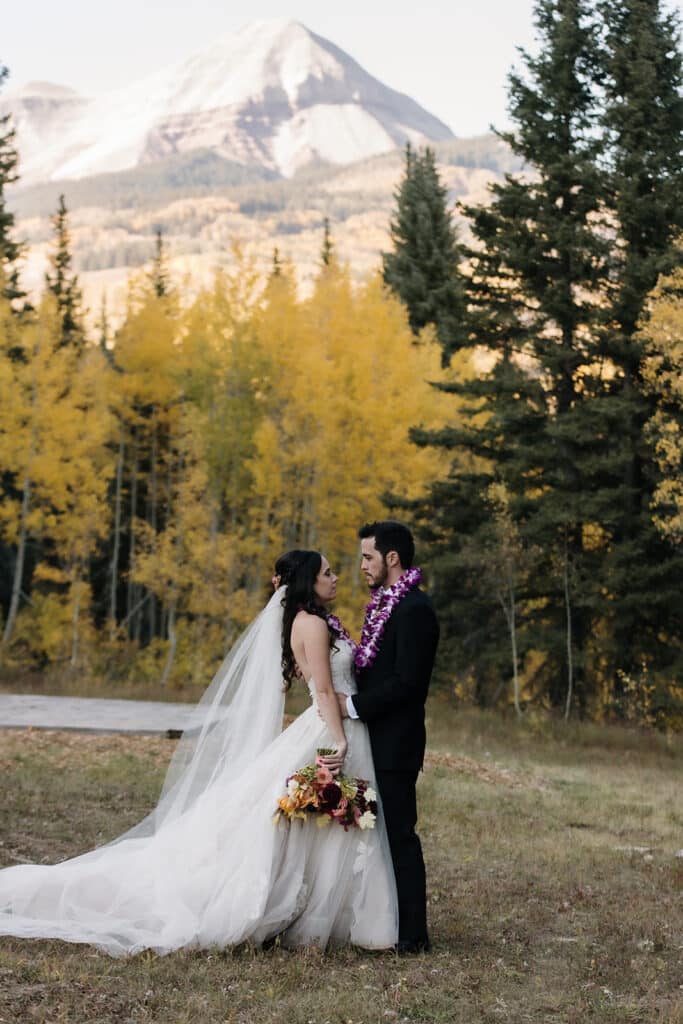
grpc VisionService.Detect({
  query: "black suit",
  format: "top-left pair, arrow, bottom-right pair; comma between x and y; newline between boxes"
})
351,588 -> 439,945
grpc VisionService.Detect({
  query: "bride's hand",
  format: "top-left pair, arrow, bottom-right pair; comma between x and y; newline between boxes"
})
318,741 -> 347,775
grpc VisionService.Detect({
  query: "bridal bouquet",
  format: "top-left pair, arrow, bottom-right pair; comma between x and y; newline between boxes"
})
273,749 -> 377,831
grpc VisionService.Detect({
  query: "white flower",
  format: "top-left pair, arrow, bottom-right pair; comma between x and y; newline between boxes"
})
287,779 -> 300,797
364,786 -> 377,802
359,810 -> 376,830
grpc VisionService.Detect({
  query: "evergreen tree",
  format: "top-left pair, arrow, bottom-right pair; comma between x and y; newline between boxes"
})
45,194 -> 85,352
642,258 -> 683,546
271,247 -> 282,278
601,0 -> 683,351
596,0 -> 683,682
320,217 -> 334,268
411,0 -> 614,710
97,292 -> 109,353
382,144 -> 466,363
409,0 -> 683,714
149,227 -> 169,298
0,64 -> 25,309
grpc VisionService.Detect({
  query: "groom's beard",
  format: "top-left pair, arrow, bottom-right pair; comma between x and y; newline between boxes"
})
367,561 -> 389,590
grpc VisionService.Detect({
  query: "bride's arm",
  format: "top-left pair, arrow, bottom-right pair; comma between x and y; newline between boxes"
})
298,614 -> 347,772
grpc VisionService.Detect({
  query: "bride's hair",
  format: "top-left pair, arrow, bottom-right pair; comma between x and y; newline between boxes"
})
281,550 -> 333,690
273,549 -> 305,589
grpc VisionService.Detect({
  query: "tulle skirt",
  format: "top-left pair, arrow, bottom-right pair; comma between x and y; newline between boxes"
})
0,708 -> 398,956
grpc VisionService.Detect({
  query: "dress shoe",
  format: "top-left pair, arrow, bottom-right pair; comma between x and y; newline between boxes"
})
395,937 -> 431,954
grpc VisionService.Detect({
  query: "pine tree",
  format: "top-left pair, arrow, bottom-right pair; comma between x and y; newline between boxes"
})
45,194 -> 85,352
149,228 -> 169,298
596,0 -> 683,682
408,0 -> 683,714
411,0 -> 614,710
382,144 -> 466,363
271,247 -> 282,278
642,259 -> 683,545
0,64 -> 25,309
320,217 -> 334,268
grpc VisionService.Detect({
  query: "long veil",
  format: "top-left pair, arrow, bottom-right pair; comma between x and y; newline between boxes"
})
120,585 -> 287,840
0,588 -> 288,952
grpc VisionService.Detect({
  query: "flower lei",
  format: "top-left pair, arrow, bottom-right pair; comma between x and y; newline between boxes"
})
354,567 -> 423,670
326,613 -> 359,655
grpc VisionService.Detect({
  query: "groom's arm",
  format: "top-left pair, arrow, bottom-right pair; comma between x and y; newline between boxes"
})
350,602 -> 439,722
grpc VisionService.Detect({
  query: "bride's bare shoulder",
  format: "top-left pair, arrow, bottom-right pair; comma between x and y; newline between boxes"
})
291,610 -> 327,639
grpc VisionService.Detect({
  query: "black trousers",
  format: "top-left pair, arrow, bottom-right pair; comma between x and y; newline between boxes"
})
375,769 -> 428,944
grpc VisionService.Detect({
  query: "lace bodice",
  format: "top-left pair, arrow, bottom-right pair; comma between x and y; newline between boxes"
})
306,638 -> 358,703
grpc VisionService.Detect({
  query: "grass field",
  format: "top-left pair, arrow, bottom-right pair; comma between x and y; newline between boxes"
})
0,703 -> 681,1024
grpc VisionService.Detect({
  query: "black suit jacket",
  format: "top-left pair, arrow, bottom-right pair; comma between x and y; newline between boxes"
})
351,588 -> 439,772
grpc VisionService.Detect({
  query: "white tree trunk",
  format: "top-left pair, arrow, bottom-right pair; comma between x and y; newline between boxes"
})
499,572 -> 521,718
109,431 -> 125,639
126,435 -> 139,640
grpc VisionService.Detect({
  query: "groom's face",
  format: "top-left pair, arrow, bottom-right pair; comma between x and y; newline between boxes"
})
360,537 -> 388,589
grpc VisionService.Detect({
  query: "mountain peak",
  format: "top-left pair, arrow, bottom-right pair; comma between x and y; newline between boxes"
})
3,21 -> 454,184
6,80 -> 84,101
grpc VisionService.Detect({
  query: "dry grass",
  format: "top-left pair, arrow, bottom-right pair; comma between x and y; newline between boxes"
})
0,706 -> 682,1024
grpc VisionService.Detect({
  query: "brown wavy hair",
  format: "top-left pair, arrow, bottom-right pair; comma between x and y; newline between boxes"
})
280,550 -> 334,691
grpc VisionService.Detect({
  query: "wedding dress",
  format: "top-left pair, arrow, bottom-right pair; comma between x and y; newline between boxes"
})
0,591 -> 398,955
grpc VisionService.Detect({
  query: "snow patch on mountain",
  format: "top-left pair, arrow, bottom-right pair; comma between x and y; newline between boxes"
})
273,104 -> 395,176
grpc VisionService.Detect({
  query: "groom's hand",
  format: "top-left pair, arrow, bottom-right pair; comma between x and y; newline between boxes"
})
336,694 -> 349,719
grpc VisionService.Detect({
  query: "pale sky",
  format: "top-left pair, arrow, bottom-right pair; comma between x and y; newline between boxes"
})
3,1 -> 682,138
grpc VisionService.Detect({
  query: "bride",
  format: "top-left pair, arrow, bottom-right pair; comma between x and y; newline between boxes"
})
0,551 -> 398,955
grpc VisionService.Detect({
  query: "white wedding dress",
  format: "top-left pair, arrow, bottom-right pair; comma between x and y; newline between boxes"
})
0,592 -> 398,956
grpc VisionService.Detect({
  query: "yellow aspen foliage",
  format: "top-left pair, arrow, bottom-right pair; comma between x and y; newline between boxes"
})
1,251 -> 473,682
0,294 -> 113,663
113,275 -> 182,413
249,262 -> 458,627
179,265 -> 269,515
131,402 -> 256,685
642,264 -> 683,543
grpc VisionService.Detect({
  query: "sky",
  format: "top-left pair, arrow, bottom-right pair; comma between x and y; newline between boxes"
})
3,1 -> 683,138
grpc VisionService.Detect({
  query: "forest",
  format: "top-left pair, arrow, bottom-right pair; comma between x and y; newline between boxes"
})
1,0 -> 682,726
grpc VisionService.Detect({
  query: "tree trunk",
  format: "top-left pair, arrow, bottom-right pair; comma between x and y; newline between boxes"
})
70,571 -> 82,667
1,474 -> 31,648
563,536 -> 574,721
148,420 -> 158,639
508,570 -> 521,718
161,602 -> 177,687
126,433 -> 138,640
109,430 -> 125,639
499,570 -> 521,718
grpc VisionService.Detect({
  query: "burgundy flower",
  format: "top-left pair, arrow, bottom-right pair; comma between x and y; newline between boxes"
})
318,782 -> 342,811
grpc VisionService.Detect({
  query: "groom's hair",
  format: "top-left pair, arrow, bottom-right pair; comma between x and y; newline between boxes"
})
358,520 -> 415,570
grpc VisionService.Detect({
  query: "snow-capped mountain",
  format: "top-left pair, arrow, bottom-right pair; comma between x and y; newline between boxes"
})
3,20 -> 454,184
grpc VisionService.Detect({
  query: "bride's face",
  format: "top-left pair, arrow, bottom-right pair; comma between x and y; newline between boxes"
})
313,556 -> 338,605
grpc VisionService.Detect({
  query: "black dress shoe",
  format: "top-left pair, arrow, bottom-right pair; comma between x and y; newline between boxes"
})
395,937 -> 431,954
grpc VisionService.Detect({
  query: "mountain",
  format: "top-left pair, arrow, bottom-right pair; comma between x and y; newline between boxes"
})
7,134 -> 520,333
2,19 -> 454,185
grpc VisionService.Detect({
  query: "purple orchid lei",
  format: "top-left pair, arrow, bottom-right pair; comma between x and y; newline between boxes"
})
326,613 -> 359,655
354,567 -> 423,670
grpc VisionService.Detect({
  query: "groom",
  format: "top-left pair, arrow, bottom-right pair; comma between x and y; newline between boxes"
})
338,520 -> 440,953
